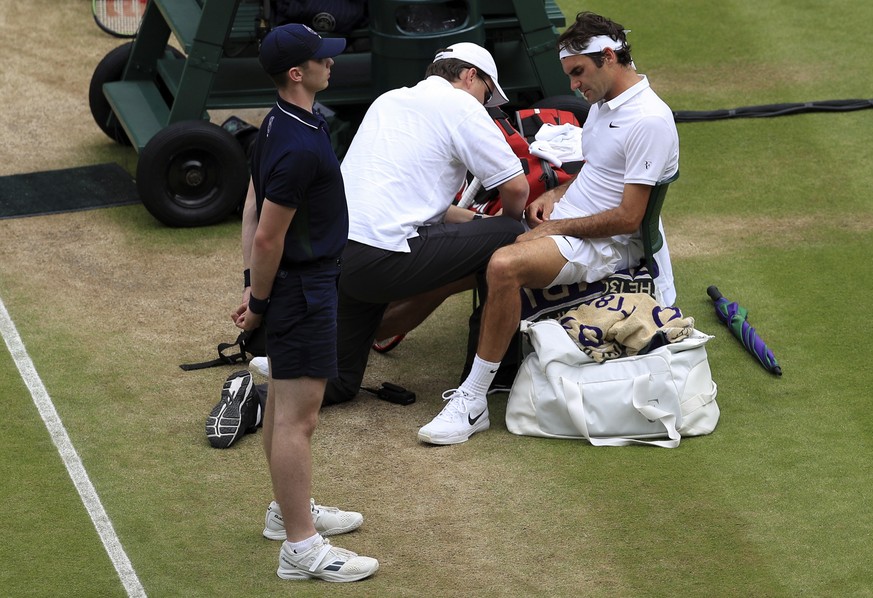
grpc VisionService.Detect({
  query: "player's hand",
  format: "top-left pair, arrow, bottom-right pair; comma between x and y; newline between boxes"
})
524,197 -> 553,228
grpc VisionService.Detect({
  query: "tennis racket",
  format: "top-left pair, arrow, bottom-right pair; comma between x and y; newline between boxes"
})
456,176 -> 482,209
92,0 -> 147,39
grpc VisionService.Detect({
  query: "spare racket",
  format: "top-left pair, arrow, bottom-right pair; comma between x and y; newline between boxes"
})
456,176 -> 482,209
92,0 -> 147,39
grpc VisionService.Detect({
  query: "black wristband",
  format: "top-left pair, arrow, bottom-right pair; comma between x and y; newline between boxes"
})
472,213 -> 483,220
243,268 -> 251,288
248,294 -> 269,315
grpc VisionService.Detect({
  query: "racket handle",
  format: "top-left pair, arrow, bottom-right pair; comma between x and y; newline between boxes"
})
456,177 -> 482,209
706,285 -> 723,302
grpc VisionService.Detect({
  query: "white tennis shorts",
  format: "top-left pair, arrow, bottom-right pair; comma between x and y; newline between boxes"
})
546,235 -> 640,287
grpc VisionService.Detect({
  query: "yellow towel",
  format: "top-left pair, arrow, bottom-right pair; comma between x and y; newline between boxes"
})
559,294 -> 695,363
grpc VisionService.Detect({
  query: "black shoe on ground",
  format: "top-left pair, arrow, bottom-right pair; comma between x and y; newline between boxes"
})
206,370 -> 257,448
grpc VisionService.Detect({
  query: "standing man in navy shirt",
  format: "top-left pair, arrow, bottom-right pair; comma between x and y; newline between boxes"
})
233,24 -> 378,583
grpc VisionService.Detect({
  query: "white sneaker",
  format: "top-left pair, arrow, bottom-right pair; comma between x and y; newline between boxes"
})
277,536 -> 378,582
249,356 -> 269,377
263,499 -> 364,540
417,389 -> 489,445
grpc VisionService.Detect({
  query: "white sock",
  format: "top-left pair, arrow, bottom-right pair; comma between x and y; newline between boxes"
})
459,355 -> 501,399
286,533 -> 321,554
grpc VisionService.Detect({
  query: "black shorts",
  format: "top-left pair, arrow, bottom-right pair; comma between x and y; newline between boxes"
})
264,264 -> 340,380
340,217 -> 524,303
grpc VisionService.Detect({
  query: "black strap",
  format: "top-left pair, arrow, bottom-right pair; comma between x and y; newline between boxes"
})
519,114 -> 546,139
179,331 -> 252,371
495,115 -> 517,138
538,159 -> 558,189
179,326 -> 267,372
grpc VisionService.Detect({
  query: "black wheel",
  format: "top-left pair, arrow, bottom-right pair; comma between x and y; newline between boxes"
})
136,121 -> 248,227
89,43 -> 185,145
89,43 -> 135,144
530,94 -> 592,125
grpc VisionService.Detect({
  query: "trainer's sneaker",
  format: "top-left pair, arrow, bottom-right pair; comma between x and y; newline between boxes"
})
417,388 -> 489,445
277,537 -> 378,582
205,371 -> 258,448
264,499 -> 364,540
249,356 -> 269,377
371,334 -> 406,353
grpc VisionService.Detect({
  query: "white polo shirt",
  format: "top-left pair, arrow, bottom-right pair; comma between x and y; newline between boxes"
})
341,76 -> 524,252
554,75 -> 678,218
552,75 -> 679,304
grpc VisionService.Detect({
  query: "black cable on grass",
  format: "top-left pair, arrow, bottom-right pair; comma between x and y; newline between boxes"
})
673,98 -> 873,122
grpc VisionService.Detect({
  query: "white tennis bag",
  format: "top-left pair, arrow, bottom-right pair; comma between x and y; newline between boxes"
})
506,319 -> 719,448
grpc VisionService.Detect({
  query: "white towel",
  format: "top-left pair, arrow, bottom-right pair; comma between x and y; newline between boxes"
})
528,123 -> 584,167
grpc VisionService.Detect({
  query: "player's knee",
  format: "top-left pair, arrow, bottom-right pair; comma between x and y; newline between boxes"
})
486,247 -> 522,288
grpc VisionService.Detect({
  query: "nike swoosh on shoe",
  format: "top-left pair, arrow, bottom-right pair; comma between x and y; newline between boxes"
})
468,409 -> 487,425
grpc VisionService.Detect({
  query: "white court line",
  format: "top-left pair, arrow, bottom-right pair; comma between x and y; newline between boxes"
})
0,297 -> 147,598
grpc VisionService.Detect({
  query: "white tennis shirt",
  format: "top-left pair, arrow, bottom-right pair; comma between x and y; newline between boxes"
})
553,75 -> 680,304
341,76 -> 524,252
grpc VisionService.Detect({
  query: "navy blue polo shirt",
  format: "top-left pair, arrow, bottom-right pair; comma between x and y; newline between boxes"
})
251,97 -> 348,267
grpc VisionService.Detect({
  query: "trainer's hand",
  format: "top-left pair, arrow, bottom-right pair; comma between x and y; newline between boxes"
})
231,302 -> 247,324
234,308 -> 262,332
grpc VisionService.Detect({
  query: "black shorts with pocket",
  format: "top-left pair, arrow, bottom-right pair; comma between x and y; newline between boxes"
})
264,260 -> 341,380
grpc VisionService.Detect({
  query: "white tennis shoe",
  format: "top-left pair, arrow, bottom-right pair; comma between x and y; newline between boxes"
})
263,499 -> 363,540
418,388 -> 489,445
277,536 -> 378,582
249,356 -> 269,377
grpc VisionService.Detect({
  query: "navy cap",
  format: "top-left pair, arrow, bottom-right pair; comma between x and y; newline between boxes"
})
259,24 -> 346,75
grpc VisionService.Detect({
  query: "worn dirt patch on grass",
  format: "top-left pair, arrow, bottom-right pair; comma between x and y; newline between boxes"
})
667,212 -> 873,259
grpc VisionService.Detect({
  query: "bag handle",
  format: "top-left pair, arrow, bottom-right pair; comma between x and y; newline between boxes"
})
563,375 -> 681,448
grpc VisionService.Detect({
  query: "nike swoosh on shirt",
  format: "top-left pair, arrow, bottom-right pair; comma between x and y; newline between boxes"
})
468,409 -> 487,425
609,122 -> 620,128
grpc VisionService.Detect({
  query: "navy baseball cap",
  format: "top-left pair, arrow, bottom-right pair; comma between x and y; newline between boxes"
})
259,24 -> 347,75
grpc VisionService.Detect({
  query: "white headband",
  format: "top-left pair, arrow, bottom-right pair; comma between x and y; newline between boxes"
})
559,34 -> 627,60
